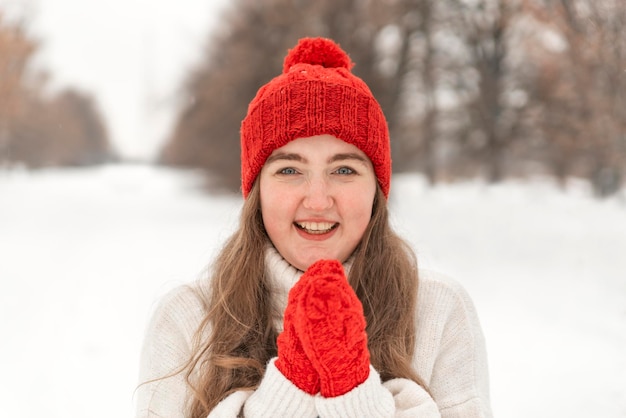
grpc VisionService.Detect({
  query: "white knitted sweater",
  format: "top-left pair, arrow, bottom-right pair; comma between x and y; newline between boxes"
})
136,247 -> 492,417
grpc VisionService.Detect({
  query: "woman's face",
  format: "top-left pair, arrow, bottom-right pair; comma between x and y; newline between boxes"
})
259,134 -> 377,271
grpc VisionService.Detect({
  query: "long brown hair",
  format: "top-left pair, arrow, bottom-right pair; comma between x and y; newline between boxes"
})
185,181 -> 424,417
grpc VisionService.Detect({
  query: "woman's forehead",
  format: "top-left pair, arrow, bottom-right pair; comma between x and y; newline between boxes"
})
269,134 -> 368,158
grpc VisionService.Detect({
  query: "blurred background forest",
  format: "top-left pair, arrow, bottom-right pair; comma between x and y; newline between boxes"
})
0,10 -> 114,167
2,0 -> 625,197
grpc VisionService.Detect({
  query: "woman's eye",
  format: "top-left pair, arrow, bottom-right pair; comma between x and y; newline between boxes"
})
279,167 -> 298,175
335,167 -> 354,175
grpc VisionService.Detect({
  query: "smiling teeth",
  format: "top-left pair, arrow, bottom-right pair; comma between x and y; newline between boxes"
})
296,221 -> 336,234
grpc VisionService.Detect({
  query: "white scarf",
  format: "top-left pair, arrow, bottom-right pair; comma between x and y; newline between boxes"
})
263,245 -> 353,332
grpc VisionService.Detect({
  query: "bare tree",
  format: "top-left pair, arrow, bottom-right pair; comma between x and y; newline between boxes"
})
523,0 -> 626,196
439,0 -> 528,182
1,10 -> 114,168
0,11 -> 35,164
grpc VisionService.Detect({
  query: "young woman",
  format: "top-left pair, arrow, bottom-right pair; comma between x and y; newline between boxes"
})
136,37 -> 492,418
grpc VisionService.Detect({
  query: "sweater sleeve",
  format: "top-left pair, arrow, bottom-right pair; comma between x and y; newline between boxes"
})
245,362 -> 440,418
312,367 -> 441,418
135,285 -> 205,418
416,271 -> 493,418
242,358 -> 318,417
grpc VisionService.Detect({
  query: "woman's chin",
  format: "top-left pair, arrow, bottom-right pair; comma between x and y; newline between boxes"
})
290,252 -> 346,272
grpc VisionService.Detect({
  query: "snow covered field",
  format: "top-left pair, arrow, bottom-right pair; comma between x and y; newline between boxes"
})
1,164 -> 624,417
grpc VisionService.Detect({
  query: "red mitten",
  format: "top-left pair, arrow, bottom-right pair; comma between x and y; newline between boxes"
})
295,259 -> 371,398
275,281 -> 320,394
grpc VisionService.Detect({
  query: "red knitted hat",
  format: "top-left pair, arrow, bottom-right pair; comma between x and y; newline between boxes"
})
240,37 -> 391,198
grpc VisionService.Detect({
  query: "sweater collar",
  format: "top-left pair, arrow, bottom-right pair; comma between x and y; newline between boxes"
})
264,245 -> 302,327
264,245 -> 353,331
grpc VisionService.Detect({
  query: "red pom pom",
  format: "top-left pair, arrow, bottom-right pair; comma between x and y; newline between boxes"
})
283,37 -> 353,73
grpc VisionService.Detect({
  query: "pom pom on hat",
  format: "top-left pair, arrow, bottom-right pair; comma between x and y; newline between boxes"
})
283,37 -> 354,73
240,37 -> 391,198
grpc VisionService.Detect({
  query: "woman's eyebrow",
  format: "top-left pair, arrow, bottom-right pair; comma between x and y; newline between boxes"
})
328,153 -> 369,164
265,153 -> 307,164
266,152 -> 368,165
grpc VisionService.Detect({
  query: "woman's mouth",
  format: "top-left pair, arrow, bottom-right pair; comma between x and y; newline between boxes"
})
294,221 -> 338,235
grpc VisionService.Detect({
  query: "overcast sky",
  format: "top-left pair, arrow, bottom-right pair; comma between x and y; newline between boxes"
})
2,0 -> 229,160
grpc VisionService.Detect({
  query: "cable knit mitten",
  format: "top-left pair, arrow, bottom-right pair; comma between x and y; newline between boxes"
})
295,259 -> 371,398
275,280 -> 320,394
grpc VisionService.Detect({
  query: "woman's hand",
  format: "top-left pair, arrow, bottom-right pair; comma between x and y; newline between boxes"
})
294,259 -> 370,398
275,276 -> 321,394
276,259 -> 370,398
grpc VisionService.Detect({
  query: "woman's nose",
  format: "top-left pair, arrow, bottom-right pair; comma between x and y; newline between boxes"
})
302,176 -> 333,211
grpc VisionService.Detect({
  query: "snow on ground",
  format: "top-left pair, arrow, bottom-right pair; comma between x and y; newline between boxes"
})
0,164 -> 624,417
